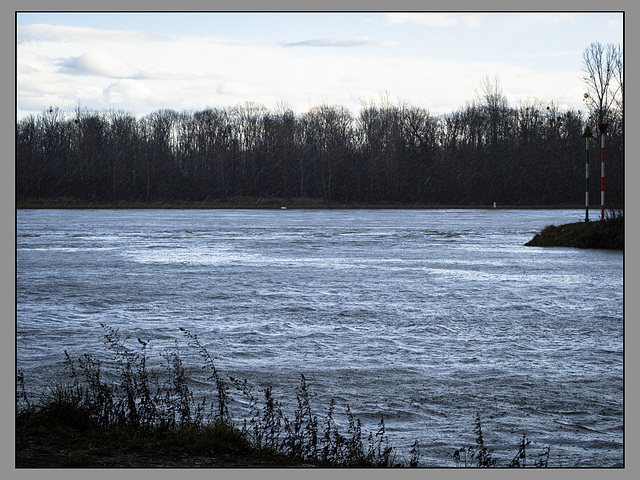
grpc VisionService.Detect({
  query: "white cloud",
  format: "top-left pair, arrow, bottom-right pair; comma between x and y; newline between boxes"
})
59,50 -> 141,78
518,13 -> 577,25
17,23 -> 165,45
104,80 -> 155,106
384,13 -> 484,29
283,36 -> 398,48
606,18 -> 623,30
216,82 -> 264,97
522,50 -> 578,59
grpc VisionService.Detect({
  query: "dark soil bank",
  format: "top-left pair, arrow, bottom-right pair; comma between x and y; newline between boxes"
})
525,217 -> 623,250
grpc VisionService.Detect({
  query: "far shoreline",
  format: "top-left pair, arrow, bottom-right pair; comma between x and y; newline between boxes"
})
15,198 -> 588,210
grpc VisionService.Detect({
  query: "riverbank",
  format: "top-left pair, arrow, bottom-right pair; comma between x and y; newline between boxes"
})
525,216 -> 624,250
16,197 -> 583,210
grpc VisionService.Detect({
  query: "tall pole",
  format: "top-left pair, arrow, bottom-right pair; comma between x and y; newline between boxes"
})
582,126 -> 594,222
598,123 -> 609,221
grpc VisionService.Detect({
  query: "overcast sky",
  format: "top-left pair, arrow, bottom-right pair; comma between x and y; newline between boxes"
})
16,11 -> 623,119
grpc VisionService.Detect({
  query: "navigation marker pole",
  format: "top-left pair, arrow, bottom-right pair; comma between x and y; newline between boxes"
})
598,123 -> 609,221
582,126 -> 594,222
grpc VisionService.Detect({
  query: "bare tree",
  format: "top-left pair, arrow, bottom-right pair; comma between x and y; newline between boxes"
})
610,44 -> 623,116
582,42 -> 622,123
475,75 -> 509,148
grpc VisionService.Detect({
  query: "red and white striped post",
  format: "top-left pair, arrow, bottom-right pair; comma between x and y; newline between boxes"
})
598,123 -> 609,221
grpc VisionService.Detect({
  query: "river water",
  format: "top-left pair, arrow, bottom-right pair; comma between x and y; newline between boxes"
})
16,209 -> 624,467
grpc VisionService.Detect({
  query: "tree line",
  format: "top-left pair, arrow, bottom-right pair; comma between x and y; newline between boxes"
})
16,44 -> 623,207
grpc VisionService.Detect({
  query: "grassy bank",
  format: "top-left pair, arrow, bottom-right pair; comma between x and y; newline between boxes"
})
17,408 -> 298,468
16,324 -> 552,468
525,214 -> 624,250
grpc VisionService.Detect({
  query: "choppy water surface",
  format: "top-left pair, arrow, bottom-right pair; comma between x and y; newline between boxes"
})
16,209 -> 623,467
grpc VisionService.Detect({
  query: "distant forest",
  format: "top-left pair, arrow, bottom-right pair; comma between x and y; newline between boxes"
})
16,78 -> 624,207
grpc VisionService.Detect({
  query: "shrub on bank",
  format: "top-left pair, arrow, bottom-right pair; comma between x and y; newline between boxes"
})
16,324 -> 550,468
